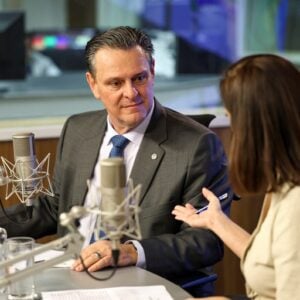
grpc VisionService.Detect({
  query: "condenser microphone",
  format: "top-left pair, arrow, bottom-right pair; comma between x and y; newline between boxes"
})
12,133 -> 38,217
100,157 -> 126,253
0,132 -> 54,220
83,157 -> 141,265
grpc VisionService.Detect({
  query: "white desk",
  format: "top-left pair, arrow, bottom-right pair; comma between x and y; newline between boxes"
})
0,266 -> 191,299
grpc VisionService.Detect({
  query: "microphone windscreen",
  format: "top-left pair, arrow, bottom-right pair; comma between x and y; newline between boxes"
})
100,158 -> 126,188
12,133 -> 36,158
12,133 -> 37,183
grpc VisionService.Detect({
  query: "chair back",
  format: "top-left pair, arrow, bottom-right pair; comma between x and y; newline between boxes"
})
187,114 -> 216,128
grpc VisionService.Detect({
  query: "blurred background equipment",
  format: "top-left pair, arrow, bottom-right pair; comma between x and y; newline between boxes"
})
0,11 -> 25,80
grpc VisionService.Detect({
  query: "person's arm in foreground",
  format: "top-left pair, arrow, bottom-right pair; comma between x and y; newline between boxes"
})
172,187 -> 250,259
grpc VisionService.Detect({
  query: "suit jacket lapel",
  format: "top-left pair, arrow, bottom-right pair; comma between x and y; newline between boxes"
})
130,101 -> 167,205
73,112 -> 107,207
72,105 -> 167,207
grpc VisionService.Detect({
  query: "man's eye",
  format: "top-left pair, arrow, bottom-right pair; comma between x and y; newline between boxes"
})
109,81 -> 121,88
134,74 -> 147,84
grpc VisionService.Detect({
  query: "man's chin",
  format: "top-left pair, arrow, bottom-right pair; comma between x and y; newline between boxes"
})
122,113 -> 146,128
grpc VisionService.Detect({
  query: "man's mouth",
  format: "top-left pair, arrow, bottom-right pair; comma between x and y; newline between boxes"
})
123,101 -> 143,109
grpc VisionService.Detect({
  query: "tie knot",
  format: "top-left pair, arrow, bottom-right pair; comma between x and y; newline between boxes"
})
109,135 -> 130,157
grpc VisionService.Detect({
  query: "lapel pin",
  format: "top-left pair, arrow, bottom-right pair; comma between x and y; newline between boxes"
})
151,153 -> 157,160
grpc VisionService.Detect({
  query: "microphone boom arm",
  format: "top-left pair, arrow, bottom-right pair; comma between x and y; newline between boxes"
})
0,207 -> 85,289
0,179 -> 142,289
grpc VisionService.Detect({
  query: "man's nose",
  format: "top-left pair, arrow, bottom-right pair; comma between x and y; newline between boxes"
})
123,82 -> 138,98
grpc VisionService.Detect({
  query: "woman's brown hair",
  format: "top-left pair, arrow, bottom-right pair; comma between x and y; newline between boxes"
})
220,54 -> 300,195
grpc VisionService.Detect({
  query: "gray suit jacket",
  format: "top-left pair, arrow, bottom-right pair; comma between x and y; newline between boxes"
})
2,100 -> 233,279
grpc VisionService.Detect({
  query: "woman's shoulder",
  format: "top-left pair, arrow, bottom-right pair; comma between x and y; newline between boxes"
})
277,184 -> 300,201
272,184 -> 300,215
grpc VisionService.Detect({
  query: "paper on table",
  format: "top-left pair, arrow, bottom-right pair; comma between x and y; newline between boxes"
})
34,249 -> 74,268
52,259 -> 74,268
41,285 -> 174,300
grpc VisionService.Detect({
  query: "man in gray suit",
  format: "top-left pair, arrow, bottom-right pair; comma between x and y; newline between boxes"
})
1,26 -> 233,296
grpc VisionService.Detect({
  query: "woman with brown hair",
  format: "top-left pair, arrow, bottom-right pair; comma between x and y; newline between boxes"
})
172,54 -> 300,300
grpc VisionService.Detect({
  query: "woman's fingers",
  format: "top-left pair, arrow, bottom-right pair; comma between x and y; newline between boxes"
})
172,205 -> 194,221
202,187 -> 221,209
185,202 -> 197,211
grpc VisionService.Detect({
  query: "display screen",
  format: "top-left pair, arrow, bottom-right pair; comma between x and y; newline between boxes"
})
27,28 -> 97,71
0,11 -> 25,80
29,28 -> 95,51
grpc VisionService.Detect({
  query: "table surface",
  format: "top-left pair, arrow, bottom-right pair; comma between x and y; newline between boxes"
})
0,266 -> 191,299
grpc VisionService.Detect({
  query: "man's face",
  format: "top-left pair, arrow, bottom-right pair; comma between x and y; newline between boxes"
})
86,46 -> 155,134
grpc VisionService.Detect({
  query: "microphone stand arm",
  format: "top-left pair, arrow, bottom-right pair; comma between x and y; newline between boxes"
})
0,179 -> 142,289
0,208 -> 85,289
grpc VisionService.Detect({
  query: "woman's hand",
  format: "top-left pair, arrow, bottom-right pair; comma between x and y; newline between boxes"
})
174,187 -> 251,259
172,187 -> 224,229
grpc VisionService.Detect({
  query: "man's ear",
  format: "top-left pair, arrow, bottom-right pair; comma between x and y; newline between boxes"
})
86,71 -> 100,99
150,58 -> 155,77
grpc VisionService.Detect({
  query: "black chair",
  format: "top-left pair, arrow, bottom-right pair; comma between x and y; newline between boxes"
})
176,113 -> 218,297
173,269 -> 218,297
187,113 -> 216,127
180,271 -> 218,289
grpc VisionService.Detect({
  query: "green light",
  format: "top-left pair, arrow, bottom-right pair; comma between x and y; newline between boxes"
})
44,36 -> 57,48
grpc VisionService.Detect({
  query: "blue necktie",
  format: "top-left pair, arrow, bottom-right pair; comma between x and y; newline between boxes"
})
109,135 -> 130,157
90,135 -> 129,244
